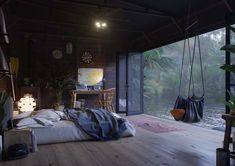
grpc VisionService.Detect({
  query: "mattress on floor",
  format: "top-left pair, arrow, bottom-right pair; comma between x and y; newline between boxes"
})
33,120 -> 91,144
33,119 -> 136,145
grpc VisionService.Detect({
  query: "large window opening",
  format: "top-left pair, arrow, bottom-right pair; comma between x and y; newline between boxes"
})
144,28 -> 225,129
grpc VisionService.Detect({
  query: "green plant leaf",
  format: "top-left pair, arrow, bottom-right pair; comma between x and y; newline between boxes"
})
226,101 -> 235,109
228,91 -> 235,102
231,26 -> 235,34
220,64 -> 235,73
221,44 -> 235,54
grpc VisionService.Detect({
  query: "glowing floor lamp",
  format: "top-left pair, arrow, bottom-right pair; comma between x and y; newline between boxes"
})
0,47 -> 15,101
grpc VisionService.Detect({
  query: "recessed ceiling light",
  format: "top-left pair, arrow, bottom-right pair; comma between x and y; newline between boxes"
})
95,21 -> 107,30
95,22 -> 101,28
101,22 -> 107,27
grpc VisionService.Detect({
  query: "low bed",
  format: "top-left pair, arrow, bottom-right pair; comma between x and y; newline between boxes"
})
13,109 -> 136,145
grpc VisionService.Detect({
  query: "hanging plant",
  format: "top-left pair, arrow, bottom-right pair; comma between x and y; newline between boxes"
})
220,26 -> 235,114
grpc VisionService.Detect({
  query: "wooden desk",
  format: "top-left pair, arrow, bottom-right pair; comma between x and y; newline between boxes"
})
222,114 -> 235,159
70,90 -> 101,108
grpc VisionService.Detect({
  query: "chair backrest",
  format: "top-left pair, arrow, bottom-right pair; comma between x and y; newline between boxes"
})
98,88 -> 115,102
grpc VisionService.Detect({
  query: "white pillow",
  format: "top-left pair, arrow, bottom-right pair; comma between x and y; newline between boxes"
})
33,117 -> 54,127
33,109 -> 61,122
14,111 -> 33,120
16,117 -> 37,127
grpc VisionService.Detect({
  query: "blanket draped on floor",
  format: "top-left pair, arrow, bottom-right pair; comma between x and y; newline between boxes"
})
65,108 -> 127,140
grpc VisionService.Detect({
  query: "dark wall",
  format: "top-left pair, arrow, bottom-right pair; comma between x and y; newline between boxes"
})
9,34 -> 120,108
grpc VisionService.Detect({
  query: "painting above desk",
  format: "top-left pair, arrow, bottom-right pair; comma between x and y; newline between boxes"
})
72,68 -> 104,108
77,68 -> 104,90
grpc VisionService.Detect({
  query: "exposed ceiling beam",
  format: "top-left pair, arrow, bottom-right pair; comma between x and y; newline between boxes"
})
117,0 -> 179,18
15,0 -> 130,23
0,0 -> 10,7
13,16 -> 145,34
14,30 -> 125,42
222,0 -> 233,12
54,0 -> 171,17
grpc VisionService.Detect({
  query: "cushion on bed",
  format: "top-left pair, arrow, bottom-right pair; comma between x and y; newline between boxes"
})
14,111 -> 33,120
33,117 -> 54,127
16,117 -> 37,127
16,117 -> 54,129
32,109 -> 61,122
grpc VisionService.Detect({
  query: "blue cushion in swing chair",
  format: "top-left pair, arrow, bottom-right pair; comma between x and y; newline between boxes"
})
182,95 -> 204,123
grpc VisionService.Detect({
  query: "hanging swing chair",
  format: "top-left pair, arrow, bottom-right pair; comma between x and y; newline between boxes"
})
171,35 -> 205,123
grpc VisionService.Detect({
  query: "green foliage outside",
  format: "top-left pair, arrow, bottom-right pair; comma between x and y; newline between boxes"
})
144,28 -> 225,120
220,26 -> 235,111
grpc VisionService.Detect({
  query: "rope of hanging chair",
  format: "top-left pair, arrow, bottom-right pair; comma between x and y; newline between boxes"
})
198,35 -> 205,95
188,36 -> 205,97
178,38 -> 186,95
187,38 -> 195,93
178,37 -> 195,96
178,0 -> 195,96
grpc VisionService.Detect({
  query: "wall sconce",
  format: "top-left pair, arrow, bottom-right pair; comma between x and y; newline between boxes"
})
18,93 -> 36,112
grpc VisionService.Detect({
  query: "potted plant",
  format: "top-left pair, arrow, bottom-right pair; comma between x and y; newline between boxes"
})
220,26 -> 235,115
47,74 -> 75,110
36,64 -> 75,110
225,91 -> 235,115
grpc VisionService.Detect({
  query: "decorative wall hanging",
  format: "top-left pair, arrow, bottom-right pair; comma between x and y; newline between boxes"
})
81,51 -> 93,64
66,42 -> 73,54
52,49 -> 63,59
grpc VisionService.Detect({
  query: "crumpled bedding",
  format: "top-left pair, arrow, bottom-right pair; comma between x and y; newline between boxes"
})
13,108 -> 136,144
65,108 -> 133,140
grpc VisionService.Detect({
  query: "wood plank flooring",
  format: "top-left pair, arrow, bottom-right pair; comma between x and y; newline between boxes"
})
1,114 -> 226,166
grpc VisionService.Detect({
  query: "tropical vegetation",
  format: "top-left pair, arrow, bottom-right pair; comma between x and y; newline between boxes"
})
144,28 -> 225,127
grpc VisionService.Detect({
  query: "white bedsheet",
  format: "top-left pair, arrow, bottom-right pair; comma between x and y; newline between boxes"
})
14,110 -> 136,144
33,119 -> 136,144
33,120 -> 90,144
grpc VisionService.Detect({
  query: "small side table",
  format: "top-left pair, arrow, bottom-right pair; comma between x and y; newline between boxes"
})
3,128 -> 37,156
222,114 -> 235,159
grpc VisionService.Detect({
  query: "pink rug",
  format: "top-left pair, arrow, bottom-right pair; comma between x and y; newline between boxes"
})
128,116 -> 183,133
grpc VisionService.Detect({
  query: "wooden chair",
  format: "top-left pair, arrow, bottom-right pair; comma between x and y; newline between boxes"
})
96,88 -> 115,112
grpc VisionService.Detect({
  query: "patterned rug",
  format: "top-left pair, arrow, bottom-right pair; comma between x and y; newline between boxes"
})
128,115 -> 183,133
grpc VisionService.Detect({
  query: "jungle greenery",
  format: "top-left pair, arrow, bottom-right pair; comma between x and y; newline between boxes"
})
221,26 -> 235,111
144,28 -> 225,116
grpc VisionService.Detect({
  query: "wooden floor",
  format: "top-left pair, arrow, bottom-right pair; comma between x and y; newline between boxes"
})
1,114 -> 226,166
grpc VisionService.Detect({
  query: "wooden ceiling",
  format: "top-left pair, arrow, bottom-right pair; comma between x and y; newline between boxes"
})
1,0 -> 235,51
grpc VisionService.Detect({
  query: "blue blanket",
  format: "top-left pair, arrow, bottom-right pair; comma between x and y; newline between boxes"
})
65,108 -> 127,141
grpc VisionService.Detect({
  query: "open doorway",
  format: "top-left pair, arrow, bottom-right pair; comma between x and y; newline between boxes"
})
144,28 -> 226,129
116,53 -> 144,115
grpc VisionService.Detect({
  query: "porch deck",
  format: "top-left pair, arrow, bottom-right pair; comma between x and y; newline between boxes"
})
1,114 -> 226,166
